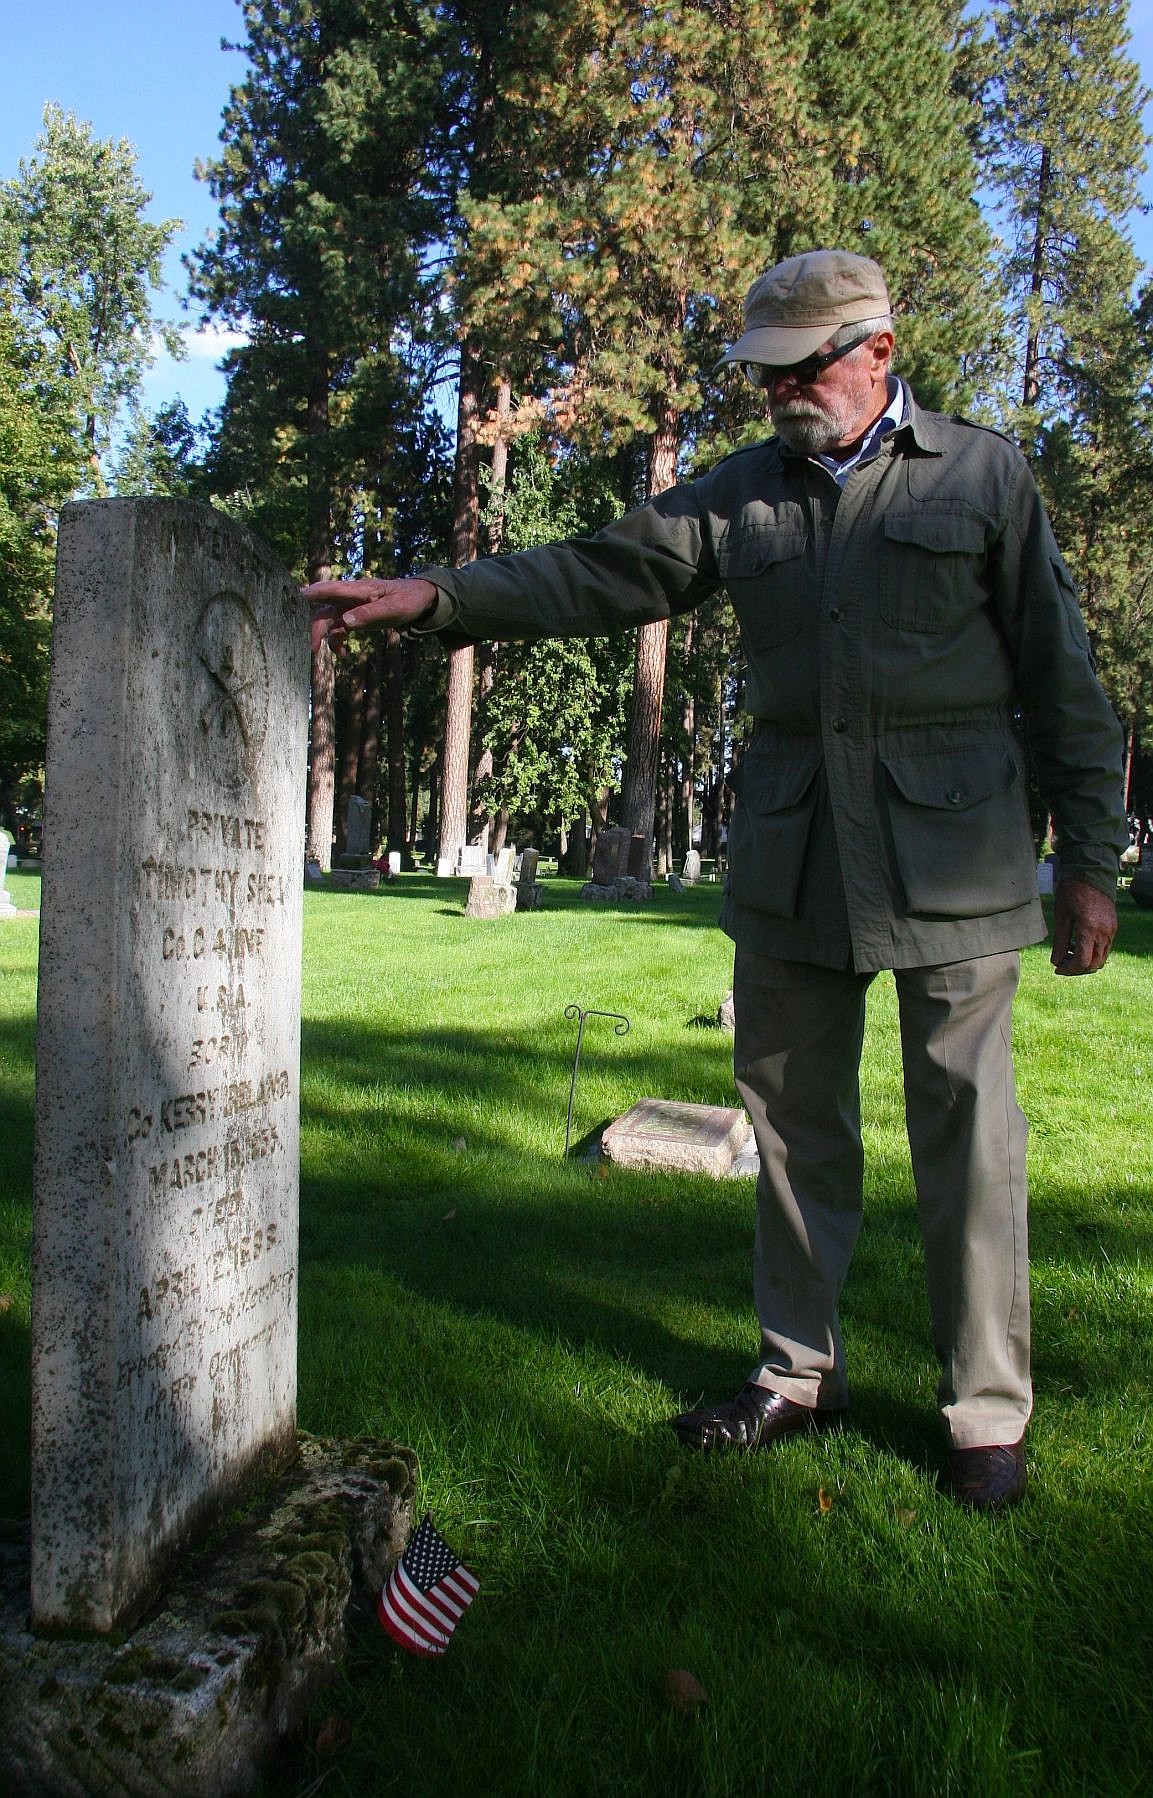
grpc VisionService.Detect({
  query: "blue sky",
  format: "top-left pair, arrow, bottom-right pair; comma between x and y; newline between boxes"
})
2,0 -> 1153,432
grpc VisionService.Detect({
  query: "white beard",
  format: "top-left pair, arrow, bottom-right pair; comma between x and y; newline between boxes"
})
771,394 -> 858,454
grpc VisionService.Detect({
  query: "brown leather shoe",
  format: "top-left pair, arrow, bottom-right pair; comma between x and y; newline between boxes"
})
945,1440 -> 1027,1510
670,1383 -> 846,1452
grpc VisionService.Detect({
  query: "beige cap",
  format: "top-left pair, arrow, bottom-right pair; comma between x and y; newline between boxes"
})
717,249 -> 892,368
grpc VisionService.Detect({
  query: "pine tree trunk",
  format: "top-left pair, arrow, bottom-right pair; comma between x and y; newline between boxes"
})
335,656 -> 367,857
681,614 -> 697,857
305,352 -> 335,869
439,344 -> 482,871
1023,145 -> 1051,413
471,378 -> 510,838
621,408 -> 678,865
383,629 -> 408,857
357,640 -> 383,809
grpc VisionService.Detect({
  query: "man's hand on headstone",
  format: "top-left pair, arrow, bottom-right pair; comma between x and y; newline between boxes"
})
303,577 -> 440,656
1051,876 -> 1117,975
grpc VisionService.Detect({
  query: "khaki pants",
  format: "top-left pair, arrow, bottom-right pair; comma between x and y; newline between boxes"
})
732,946 -> 1031,1448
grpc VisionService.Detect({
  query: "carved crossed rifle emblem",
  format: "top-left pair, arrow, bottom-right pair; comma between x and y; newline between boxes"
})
198,643 -> 253,747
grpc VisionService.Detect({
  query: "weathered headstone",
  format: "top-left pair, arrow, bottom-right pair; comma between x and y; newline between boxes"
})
602,1098 -> 749,1176
592,827 -> 629,886
516,846 -> 543,911
465,873 -> 516,918
32,499 -> 308,1635
626,832 -> 650,880
387,850 -> 402,876
330,866 -> 381,890
492,845 -> 515,885
344,794 -> 373,858
457,843 -> 487,877
0,829 -> 16,918
682,849 -> 702,885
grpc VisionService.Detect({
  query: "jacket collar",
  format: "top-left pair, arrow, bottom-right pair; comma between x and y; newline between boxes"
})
893,382 -> 948,456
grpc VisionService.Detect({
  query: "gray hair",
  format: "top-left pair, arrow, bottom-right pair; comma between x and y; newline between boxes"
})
832,315 -> 893,349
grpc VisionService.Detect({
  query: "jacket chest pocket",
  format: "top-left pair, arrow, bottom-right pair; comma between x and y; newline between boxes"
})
719,526 -> 808,648
880,511 -> 988,633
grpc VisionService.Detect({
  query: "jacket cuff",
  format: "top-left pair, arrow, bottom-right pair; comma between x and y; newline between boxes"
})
1053,851 -> 1119,897
409,571 -> 460,633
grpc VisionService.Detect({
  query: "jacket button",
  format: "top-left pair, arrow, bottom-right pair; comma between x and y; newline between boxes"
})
829,607 -> 844,622
947,789 -> 963,804
831,717 -> 847,733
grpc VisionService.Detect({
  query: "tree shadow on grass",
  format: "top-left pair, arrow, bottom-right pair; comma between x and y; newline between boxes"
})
298,1010 -> 1152,1474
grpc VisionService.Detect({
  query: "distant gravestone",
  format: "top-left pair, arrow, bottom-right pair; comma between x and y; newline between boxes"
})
0,829 -> 16,918
602,1098 -> 749,1177
465,874 -> 515,919
682,849 -> 702,885
457,843 -> 487,877
32,499 -> 308,1635
516,846 -> 543,911
592,827 -> 629,886
344,795 -> 372,858
492,845 -> 515,885
626,832 -> 650,880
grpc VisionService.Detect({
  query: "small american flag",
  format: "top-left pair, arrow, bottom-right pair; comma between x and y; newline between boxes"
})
377,1513 -> 479,1656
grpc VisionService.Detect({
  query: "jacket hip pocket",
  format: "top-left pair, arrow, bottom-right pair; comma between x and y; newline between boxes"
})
728,751 -> 821,917
881,746 -> 1036,918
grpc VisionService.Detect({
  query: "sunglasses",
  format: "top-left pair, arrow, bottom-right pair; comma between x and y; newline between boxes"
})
742,331 -> 873,390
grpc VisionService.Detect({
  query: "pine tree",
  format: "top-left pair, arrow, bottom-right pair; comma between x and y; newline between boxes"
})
0,105 -> 182,493
190,0 -> 443,867
981,0 -> 1153,767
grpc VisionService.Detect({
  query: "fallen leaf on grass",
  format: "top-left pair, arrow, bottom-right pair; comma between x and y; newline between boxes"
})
817,1487 -> 834,1514
315,1715 -> 352,1755
451,1136 -> 468,1152
0,1295 -> 13,1314
441,1208 -> 458,1222
894,1507 -> 918,1527
665,1668 -> 709,1712
1066,1307 -> 1080,1321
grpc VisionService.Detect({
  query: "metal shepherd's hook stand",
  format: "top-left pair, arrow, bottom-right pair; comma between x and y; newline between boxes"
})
564,1004 -> 631,1158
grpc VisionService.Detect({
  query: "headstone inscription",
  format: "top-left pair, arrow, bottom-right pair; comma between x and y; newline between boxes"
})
32,499 -> 309,1635
0,829 -> 16,918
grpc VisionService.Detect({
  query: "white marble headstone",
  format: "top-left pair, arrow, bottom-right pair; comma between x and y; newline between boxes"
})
0,829 -> 16,917
32,500 -> 308,1632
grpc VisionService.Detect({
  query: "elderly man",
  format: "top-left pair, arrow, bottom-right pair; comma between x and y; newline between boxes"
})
307,250 -> 1126,1510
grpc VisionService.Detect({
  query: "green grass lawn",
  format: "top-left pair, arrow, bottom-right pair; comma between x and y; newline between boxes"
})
2,869 -> 1151,1795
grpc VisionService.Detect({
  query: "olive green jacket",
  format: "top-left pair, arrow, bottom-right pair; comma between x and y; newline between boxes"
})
420,384 -> 1125,971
